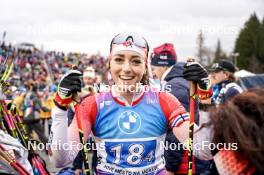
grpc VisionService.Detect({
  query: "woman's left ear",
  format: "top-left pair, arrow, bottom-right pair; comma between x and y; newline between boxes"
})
224,71 -> 229,78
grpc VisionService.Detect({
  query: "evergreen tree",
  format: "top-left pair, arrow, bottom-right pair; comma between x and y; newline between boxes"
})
234,13 -> 264,73
214,39 -> 228,63
258,17 -> 264,64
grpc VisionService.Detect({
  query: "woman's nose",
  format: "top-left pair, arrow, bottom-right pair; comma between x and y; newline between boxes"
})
122,61 -> 132,72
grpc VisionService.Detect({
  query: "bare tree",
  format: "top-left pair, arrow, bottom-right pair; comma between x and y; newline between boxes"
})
196,30 -> 213,66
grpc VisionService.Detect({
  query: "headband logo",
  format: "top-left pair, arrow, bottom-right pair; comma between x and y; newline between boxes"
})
122,37 -> 134,48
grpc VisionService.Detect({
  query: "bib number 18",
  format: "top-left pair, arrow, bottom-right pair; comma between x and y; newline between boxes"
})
106,141 -> 156,167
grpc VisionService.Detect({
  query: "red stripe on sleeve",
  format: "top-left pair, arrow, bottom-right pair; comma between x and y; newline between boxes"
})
78,95 -> 98,134
159,92 -> 187,127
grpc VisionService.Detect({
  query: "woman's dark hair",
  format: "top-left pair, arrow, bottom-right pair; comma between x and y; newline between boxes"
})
140,68 -> 149,85
207,88 -> 264,171
223,70 -> 236,82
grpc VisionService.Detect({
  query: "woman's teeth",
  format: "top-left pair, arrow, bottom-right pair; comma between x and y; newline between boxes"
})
119,76 -> 134,80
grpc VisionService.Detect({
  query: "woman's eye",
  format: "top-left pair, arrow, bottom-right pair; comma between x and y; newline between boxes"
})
114,58 -> 123,63
132,59 -> 142,65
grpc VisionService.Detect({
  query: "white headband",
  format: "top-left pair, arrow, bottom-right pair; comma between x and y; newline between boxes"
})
110,44 -> 147,59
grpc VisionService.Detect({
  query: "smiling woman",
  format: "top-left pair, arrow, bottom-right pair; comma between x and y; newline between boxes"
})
49,33 -> 210,175
110,50 -> 146,95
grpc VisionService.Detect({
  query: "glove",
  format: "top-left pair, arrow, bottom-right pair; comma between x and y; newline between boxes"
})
183,61 -> 210,90
183,62 -> 208,83
54,70 -> 82,110
184,62 -> 212,99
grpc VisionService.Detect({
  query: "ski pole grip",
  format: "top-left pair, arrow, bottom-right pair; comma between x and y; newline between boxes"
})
187,57 -> 196,175
186,58 -> 196,96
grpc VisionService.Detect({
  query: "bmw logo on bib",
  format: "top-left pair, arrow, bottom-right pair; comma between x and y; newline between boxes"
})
118,110 -> 141,134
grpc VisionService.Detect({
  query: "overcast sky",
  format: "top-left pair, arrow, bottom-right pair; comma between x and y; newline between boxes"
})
0,0 -> 263,60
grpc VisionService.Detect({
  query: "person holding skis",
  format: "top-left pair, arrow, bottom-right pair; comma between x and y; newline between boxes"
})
49,33 -> 210,174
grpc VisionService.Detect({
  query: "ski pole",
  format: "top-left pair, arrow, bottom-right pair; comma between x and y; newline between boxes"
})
0,143 -> 31,175
0,53 -> 9,81
6,103 -> 50,175
0,105 -> 8,133
0,113 -> 7,132
73,93 -> 90,175
187,58 -> 196,175
0,101 -> 18,138
0,55 -> 49,174
1,55 -> 14,82
6,103 -> 28,148
13,106 -> 30,140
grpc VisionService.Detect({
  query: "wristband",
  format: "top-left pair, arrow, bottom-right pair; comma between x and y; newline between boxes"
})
197,86 -> 213,100
54,93 -> 73,106
53,99 -> 68,111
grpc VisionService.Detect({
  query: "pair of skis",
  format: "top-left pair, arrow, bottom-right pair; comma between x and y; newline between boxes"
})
0,101 -> 49,175
0,143 -> 31,175
0,54 -> 49,175
0,54 -> 31,175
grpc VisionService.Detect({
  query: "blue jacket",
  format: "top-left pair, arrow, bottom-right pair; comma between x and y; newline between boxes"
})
164,62 -> 210,173
213,80 -> 243,105
164,62 -> 199,122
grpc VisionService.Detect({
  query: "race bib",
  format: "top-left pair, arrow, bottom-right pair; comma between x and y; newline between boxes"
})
105,140 -> 156,168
